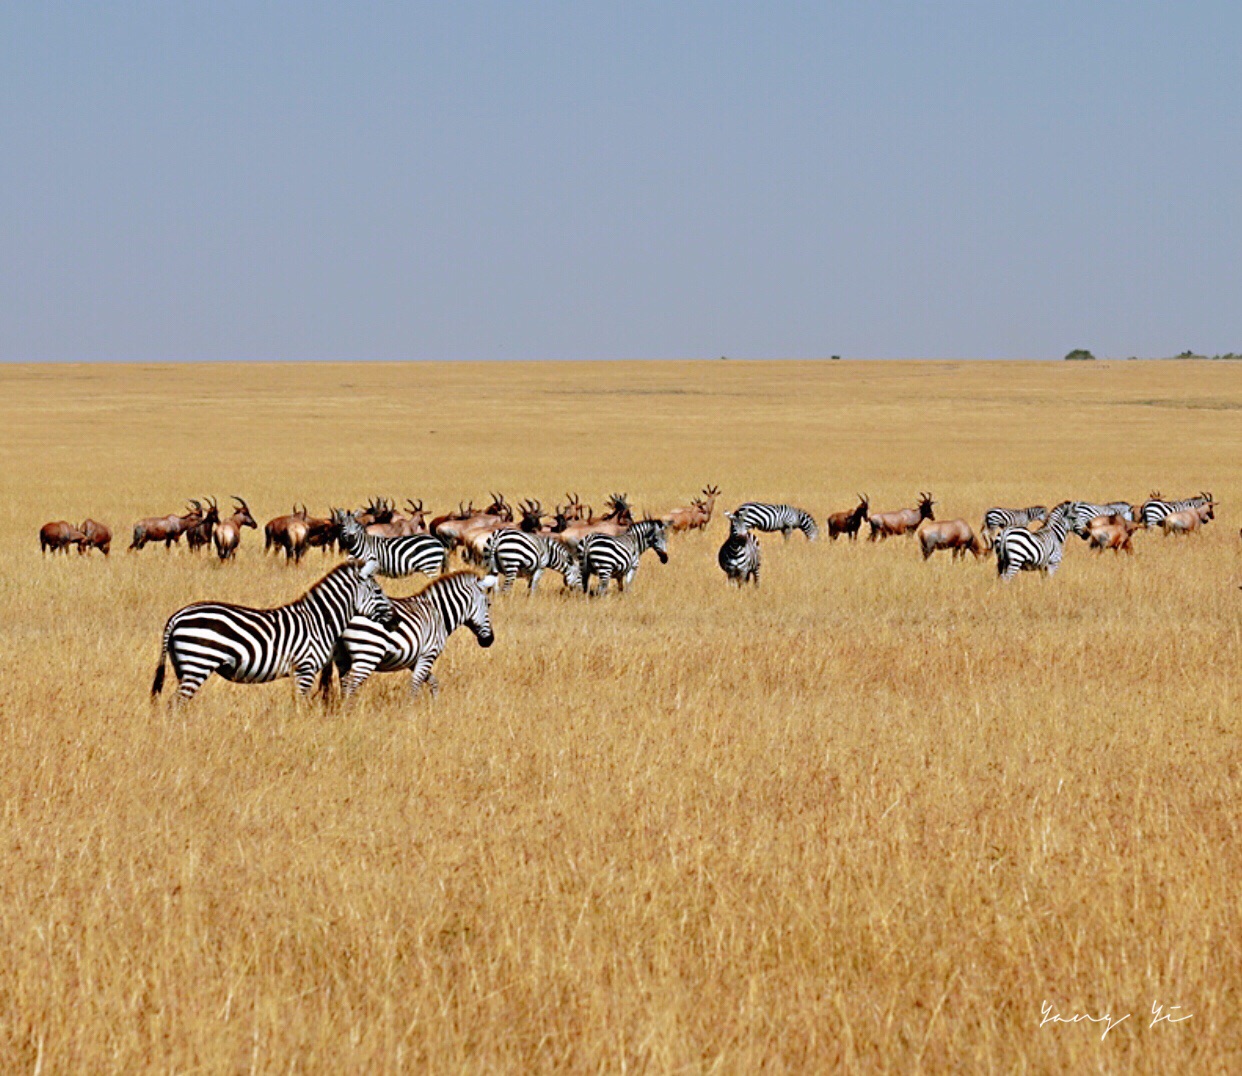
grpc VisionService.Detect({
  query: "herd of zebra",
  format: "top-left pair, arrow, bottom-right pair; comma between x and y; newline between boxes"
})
37,487 -> 1224,702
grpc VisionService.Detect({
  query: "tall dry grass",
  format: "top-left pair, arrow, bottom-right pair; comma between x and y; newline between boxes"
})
0,360 -> 1239,1072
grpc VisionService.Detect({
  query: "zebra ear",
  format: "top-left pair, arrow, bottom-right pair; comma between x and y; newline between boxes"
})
359,559 -> 379,579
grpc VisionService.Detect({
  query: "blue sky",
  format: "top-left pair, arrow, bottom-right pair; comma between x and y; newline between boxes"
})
1,3 -> 1239,360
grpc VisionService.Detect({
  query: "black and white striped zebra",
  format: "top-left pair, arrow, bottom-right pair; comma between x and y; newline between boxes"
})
151,559 -> 397,700
994,501 -> 1075,580
730,502 -> 819,541
1140,492 -> 1213,529
321,571 -> 496,699
718,523 -> 761,585
981,505 -> 1047,539
334,508 -> 449,578
1069,501 -> 1135,534
484,528 -> 582,593
579,519 -> 669,595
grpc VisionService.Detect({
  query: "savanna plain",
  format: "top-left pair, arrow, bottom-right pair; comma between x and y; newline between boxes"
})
1,360 -> 1239,1073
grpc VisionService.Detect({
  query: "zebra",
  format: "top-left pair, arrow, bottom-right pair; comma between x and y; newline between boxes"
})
730,502 -> 819,541
579,519 -> 669,595
994,501 -> 1075,581
718,524 -> 761,585
151,559 -> 397,701
333,508 -> 449,578
981,505 -> 1047,539
321,571 -> 497,699
484,528 -> 582,593
1140,492 -> 1213,529
1068,501 -> 1135,535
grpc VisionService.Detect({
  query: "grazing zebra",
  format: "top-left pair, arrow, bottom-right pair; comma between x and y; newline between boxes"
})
730,502 -> 819,540
981,505 -> 1047,539
1140,492 -> 1213,529
321,571 -> 496,699
579,519 -> 669,595
1068,501 -> 1135,534
718,524 -> 761,585
334,508 -> 449,578
151,560 -> 397,701
484,528 -> 582,593
994,501 -> 1075,581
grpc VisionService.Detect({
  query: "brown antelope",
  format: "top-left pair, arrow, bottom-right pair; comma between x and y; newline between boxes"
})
558,494 -> 634,552
264,504 -> 305,555
827,494 -> 869,540
213,496 -> 258,560
365,499 -> 428,538
185,496 -> 220,552
918,518 -> 988,560
39,520 -> 87,554
663,485 -> 721,533
78,518 -> 112,555
1086,514 -> 1143,554
130,501 -> 203,551
868,492 -> 935,541
1160,503 -> 1214,537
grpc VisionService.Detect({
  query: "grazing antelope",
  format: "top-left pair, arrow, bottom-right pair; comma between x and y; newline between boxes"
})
1086,515 -> 1143,554
321,571 -> 497,700
718,523 -> 761,585
130,501 -> 204,551
39,520 -> 87,554
79,518 -> 112,555
579,518 -> 669,595
994,501 -> 1074,580
826,494 -> 869,540
213,496 -> 258,560
730,502 -> 819,541
981,505 -> 1047,540
918,519 -> 989,560
868,493 -> 935,541
664,485 -> 721,533
152,560 -> 397,702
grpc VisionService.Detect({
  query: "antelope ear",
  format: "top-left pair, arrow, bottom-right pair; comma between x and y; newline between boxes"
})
360,559 -> 378,579
480,574 -> 498,590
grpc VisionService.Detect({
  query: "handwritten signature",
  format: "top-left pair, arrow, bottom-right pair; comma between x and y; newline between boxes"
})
1040,1001 -> 1192,1040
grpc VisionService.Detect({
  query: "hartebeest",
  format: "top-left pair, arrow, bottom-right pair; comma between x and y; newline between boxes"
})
827,494 -> 869,540
185,496 -> 220,553
557,494 -> 634,552
130,501 -> 204,551
39,520 -> 87,554
918,519 -> 988,560
1086,514 -> 1143,554
663,485 -> 721,533
1160,503 -> 1215,537
868,492 -> 935,541
213,496 -> 258,560
79,518 -> 112,555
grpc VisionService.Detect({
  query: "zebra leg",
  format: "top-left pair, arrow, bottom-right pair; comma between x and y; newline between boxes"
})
502,567 -> 518,594
293,664 -> 319,697
528,568 -> 543,593
341,658 -> 380,699
408,656 -> 438,699
173,664 -> 214,701
622,567 -> 637,589
595,570 -> 612,596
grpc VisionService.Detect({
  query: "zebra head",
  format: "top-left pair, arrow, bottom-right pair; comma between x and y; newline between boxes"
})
725,511 -> 749,537
333,507 -> 365,547
350,559 -> 399,629
633,518 -> 670,563
469,575 -> 496,647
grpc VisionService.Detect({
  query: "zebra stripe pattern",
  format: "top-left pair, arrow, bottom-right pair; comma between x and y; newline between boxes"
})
1140,493 -> 1212,528
731,502 -> 819,540
484,528 -> 582,593
718,531 -> 761,585
994,501 -> 1075,580
324,571 -> 496,698
335,509 -> 449,578
981,505 -> 1047,537
579,519 -> 669,595
151,560 -> 396,700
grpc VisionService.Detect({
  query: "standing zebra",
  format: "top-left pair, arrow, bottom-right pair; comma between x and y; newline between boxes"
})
994,501 -> 1075,581
1139,492 -> 1213,529
334,508 -> 449,578
484,528 -> 582,593
579,519 -> 669,595
730,502 -> 819,540
151,560 -> 397,701
981,505 -> 1047,539
718,521 -> 761,585
321,571 -> 496,699
1068,501 -> 1135,534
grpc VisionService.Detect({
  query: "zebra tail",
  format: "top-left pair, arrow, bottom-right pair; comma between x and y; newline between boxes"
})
319,657 -> 335,700
151,648 -> 167,697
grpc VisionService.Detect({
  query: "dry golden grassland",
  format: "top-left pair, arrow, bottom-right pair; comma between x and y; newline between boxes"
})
1,360 -> 1240,1072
